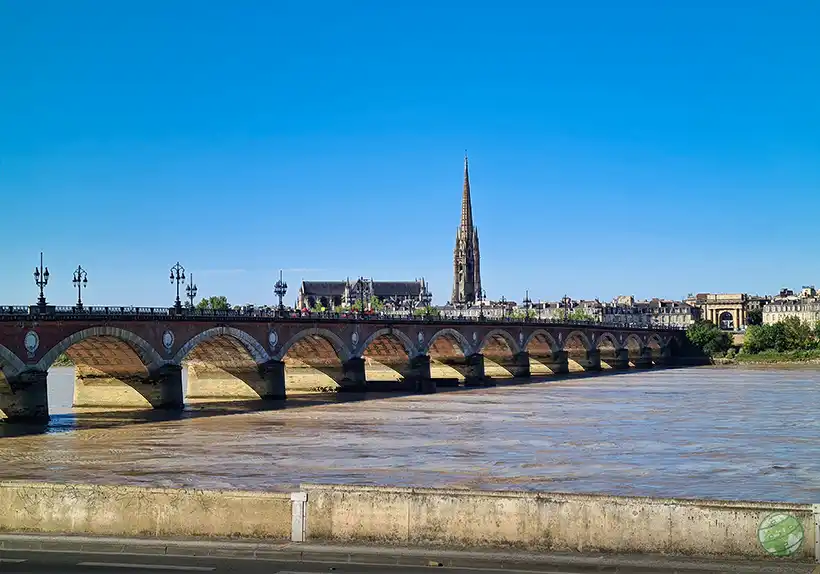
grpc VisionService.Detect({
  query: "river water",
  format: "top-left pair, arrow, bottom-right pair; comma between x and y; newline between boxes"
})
0,366 -> 817,503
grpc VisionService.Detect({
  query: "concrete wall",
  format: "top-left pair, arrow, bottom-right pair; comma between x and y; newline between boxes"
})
0,482 -> 290,539
302,484 -> 816,561
0,481 -> 814,562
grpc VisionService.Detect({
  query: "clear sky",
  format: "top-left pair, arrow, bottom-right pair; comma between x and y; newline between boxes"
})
1,1 -> 818,307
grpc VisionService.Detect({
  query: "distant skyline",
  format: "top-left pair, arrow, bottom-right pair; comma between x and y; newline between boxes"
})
1,1 -> 818,307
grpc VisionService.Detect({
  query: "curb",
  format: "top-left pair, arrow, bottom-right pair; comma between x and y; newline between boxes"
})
0,534 -> 813,573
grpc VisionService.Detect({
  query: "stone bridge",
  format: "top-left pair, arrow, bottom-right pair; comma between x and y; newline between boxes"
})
0,310 -> 690,421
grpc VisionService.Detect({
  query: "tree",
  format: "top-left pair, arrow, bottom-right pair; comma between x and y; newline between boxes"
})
687,320 -> 732,357
567,309 -> 596,322
196,296 -> 230,310
746,308 -> 763,326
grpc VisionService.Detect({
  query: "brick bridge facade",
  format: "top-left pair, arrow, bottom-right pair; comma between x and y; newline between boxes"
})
0,313 -> 690,421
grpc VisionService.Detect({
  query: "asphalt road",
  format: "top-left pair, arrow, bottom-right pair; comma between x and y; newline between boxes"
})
0,549 -> 817,574
0,549 -> 605,574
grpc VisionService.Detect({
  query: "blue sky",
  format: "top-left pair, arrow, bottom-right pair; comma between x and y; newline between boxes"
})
1,1 -> 818,307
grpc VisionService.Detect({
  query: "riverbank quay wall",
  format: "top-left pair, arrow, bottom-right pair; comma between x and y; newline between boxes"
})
0,481 -> 814,562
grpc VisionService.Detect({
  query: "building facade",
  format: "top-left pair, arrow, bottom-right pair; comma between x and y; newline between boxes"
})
684,293 -> 767,331
762,286 -> 820,325
297,278 -> 430,311
451,154 -> 482,306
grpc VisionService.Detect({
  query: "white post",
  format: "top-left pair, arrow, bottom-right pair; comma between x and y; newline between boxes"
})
290,492 -> 308,542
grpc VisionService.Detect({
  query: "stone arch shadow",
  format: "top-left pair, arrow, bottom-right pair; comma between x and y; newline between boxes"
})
479,329 -> 521,379
563,330 -> 593,372
424,328 -> 476,385
596,332 -> 623,370
355,328 -> 423,390
274,328 -> 355,393
173,327 -> 276,401
35,326 -> 172,410
0,343 -> 31,420
524,330 -> 561,375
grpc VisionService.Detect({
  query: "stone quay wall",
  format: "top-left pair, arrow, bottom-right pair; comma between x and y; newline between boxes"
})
0,481 -> 815,562
302,485 -> 816,561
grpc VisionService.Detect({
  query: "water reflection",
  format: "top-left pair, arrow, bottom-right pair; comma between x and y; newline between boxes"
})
0,366 -> 819,503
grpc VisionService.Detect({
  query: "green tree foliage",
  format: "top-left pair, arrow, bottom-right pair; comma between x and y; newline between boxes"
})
350,296 -> 384,313
686,320 -> 733,357
196,296 -> 230,310
744,317 -> 818,354
746,307 -> 763,326
412,306 -> 440,318
566,309 -> 596,322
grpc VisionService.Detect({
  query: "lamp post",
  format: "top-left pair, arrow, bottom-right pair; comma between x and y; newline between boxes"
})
478,288 -> 486,321
33,252 -> 49,309
169,262 -> 185,312
500,295 -> 507,320
357,277 -> 367,318
523,290 -> 532,322
185,273 -> 198,309
72,265 -> 88,309
274,270 -> 288,315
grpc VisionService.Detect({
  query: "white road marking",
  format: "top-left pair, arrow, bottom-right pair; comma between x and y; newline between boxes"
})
77,562 -> 215,571
0,558 -> 27,563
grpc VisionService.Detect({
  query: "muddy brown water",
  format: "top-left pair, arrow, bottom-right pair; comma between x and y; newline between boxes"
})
0,366 -> 817,503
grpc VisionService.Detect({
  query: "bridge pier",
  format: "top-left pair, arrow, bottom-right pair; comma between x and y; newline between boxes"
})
654,346 -> 672,367
73,364 -> 184,410
0,370 -> 49,422
575,349 -> 602,372
510,352 -> 531,378
601,349 -> 630,370
339,358 -> 367,392
463,353 -> 492,387
405,354 -> 436,393
632,347 -> 654,369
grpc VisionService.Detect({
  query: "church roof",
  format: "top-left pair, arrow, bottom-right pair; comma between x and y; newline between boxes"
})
371,281 -> 424,297
300,281 -> 346,295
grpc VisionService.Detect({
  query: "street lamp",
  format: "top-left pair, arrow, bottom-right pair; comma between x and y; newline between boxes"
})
500,295 -> 507,320
186,273 -> 198,309
72,265 -> 88,309
523,290 -> 532,322
420,284 -> 432,319
169,262 -> 185,312
33,252 -> 49,308
274,269 -> 288,314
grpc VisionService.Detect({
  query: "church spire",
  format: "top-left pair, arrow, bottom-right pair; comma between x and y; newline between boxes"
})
460,151 -> 473,231
452,152 -> 481,307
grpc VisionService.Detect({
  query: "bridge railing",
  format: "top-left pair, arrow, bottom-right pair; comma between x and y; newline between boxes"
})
0,305 -> 687,331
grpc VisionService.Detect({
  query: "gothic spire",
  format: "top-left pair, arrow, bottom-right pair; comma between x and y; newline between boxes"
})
460,151 -> 473,231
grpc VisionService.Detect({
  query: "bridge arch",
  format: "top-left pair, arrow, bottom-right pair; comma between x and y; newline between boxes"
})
275,328 -> 351,363
624,334 -> 644,354
357,328 -> 418,386
595,332 -> 621,351
355,328 -> 417,359
172,327 -> 269,365
35,326 -> 167,410
479,329 -> 521,355
0,343 -> 26,379
175,327 -> 273,401
276,328 -> 352,393
563,330 -> 592,352
647,333 -> 664,349
36,326 -> 164,372
524,330 -> 559,355
426,328 -> 473,357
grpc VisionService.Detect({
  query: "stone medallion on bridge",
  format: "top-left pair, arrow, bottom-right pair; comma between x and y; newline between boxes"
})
351,331 -> 359,346
472,331 -> 478,344
162,330 -> 175,353
518,332 -> 524,346
24,330 -> 40,357
268,329 -> 278,351
417,330 -> 424,345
